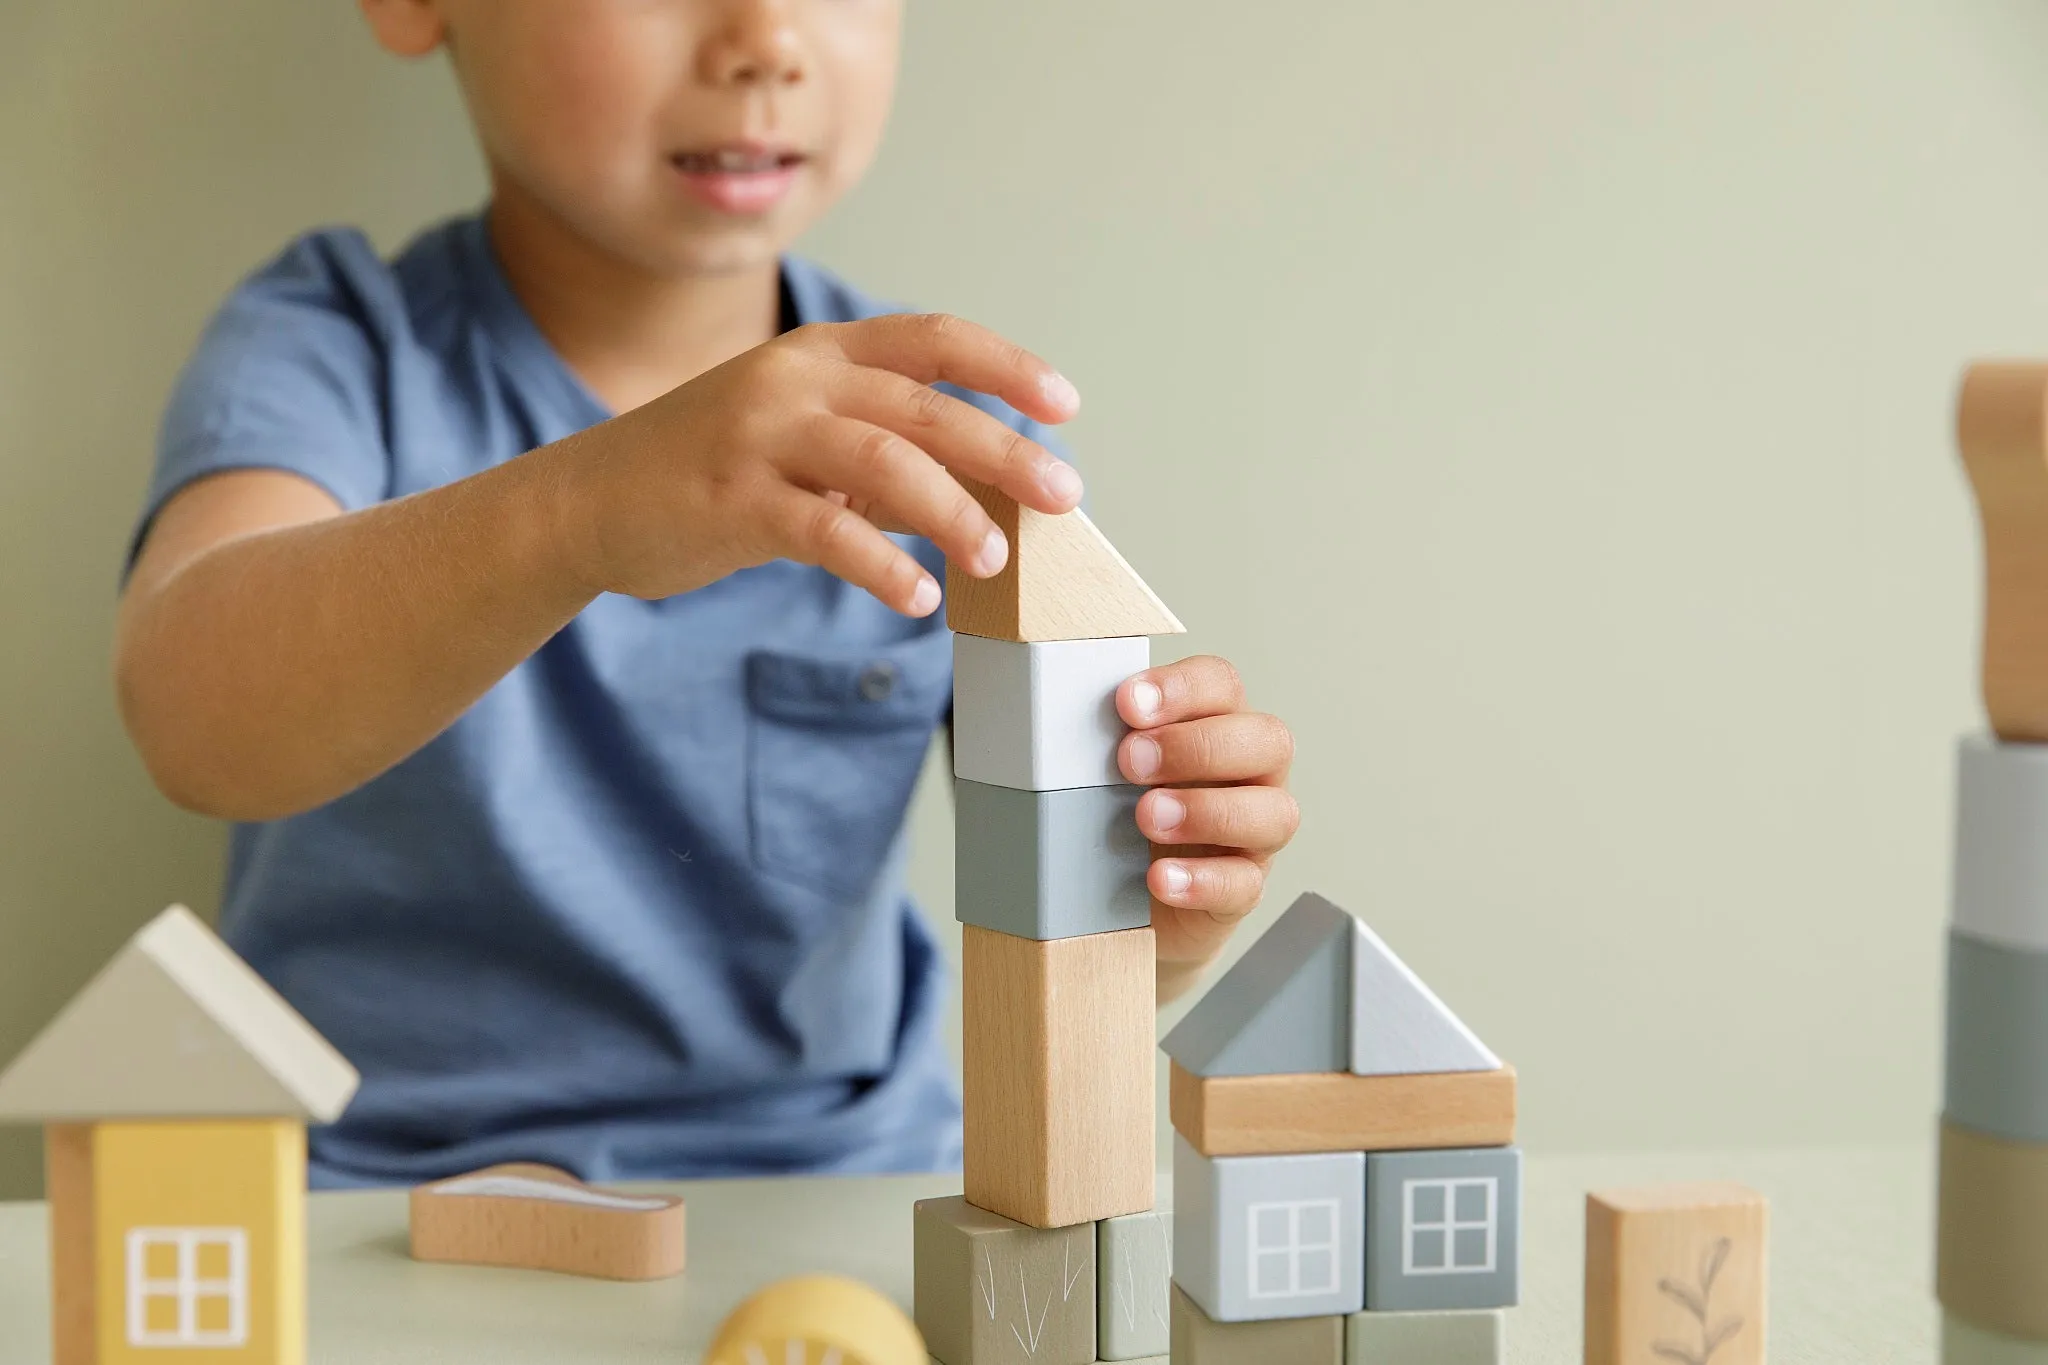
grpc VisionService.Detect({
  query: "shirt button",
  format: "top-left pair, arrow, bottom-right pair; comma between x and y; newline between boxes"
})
858,662 -> 898,703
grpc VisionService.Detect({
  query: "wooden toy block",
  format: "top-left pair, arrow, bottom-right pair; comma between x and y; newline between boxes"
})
952,633 -> 1150,791
954,779 -> 1151,940
409,1162 -> 685,1280
1099,1206 -> 1173,1360
0,905 -> 359,1124
1168,1062 -> 1516,1157
1939,1121 -> 2048,1340
912,1195 -> 1095,1365
1957,362 -> 2048,741
1953,736 -> 2048,954
1946,1313 -> 2048,1364
944,476 -> 1184,643
46,1124 -> 95,1365
1167,1283 -> 1343,1364
1172,1135 -> 1364,1323
1345,1308 -> 1505,1363
1163,892 -> 1499,1080
1946,929 -> 2048,1144
1363,1147 -> 1521,1312
1584,1181 -> 1767,1365
706,1272 -> 928,1365
962,925 -> 1155,1228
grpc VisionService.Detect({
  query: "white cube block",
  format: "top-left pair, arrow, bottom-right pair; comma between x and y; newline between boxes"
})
953,634 -> 1150,791
1955,734 -> 2048,952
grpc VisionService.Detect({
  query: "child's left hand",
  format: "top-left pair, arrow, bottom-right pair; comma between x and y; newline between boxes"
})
1117,656 -> 1299,1000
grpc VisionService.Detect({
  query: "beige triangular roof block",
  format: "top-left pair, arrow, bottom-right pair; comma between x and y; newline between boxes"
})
0,905 -> 359,1124
946,477 -> 1184,641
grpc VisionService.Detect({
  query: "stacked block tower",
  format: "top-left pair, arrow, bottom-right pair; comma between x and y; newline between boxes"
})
1162,892 -> 1519,1364
1939,364 -> 2048,1355
915,479 -> 1185,1365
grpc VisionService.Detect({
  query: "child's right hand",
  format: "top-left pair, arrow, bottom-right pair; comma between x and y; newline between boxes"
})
549,312 -> 1085,615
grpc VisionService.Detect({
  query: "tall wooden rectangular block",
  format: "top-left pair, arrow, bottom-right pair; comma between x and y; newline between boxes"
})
964,925 -> 1155,1229
1584,1182 -> 1767,1365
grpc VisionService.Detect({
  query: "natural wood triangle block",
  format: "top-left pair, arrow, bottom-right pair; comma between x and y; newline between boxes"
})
1958,362 -> 2048,741
945,477 -> 1185,642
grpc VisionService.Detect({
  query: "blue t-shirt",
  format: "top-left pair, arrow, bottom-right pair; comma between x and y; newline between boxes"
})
141,214 -> 1056,1187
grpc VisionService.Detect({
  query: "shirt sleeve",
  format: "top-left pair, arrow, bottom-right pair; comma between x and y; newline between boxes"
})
133,229 -> 401,569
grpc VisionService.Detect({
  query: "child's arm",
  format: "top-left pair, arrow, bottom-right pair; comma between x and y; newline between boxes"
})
116,314 -> 1081,821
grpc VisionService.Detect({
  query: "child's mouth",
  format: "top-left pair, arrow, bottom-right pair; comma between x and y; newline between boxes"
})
670,146 -> 807,216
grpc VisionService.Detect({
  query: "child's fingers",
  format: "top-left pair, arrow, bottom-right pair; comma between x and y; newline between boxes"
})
761,485 -> 942,618
823,312 -> 1082,435
1149,853 -> 1268,915
1120,712 -> 1295,786
795,417 -> 1008,578
1118,655 -> 1248,729
1138,784 -> 1299,855
835,368 -> 1081,518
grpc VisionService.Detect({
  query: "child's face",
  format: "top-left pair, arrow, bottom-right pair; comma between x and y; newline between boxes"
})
366,0 -> 903,276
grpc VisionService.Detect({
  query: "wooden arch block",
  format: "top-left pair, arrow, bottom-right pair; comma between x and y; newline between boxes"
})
409,1163 -> 685,1281
1958,362 -> 2048,741
944,478 -> 1184,642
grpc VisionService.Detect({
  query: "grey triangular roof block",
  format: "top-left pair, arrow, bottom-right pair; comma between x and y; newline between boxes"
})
1161,892 -> 1501,1078
1162,892 -> 1353,1077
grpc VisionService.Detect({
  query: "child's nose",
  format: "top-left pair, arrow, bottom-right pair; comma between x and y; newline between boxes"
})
702,1 -> 807,89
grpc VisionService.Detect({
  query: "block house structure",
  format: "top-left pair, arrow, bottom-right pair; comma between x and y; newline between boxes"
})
1939,364 -> 2048,1350
1162,892 -> 1519,1364
0,905 -> 359,1365
914,480 -> 1183,1365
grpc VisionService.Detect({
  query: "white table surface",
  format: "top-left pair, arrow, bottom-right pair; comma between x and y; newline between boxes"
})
0,1143 -> 1939,1363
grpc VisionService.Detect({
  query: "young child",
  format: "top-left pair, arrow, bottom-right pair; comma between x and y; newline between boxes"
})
114,0 -> 1300,1187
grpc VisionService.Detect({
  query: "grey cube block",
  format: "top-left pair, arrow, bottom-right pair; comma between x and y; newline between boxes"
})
1946,928 -> 2048,1143
954,778 -> 1150,940
914,1195 -> 1095,1365
1364,1148 -> 1521,1312
1100,1207 -> 1173,1360
1346,1308 -> 1505,1362
1168,1284 -> 1343,1364
1173,1135 -> 1364,1323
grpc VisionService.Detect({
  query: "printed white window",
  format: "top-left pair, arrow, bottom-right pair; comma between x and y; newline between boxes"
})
126,1227 -> 249,1348
1401,1177 -> 1498,1277
1245,1198 -> 1341,1299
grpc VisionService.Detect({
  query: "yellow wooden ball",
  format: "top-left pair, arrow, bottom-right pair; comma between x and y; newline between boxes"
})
704,1274 -> 927,1365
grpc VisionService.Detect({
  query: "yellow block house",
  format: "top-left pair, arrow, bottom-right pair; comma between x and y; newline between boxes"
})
0,906 -> 359,1365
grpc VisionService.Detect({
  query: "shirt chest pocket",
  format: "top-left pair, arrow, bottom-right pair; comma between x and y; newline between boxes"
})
744,647 -> 951,899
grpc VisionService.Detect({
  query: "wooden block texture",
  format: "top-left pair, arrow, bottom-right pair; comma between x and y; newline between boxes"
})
410,1163 -> 685,1280
913,1195 -> 1094,1365
1168,1284 -> 1342,1365
1940,1121 -> 2048,1341
1958,362 -> 2048,742
1170,1062 -> 1516,1157
963,925 -> 1155,1228
945,478 -> 1183,642
1584,1182 -> 1767,1365
46,1124 -> 94,1365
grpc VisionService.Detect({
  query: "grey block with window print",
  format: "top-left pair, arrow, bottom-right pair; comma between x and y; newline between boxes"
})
1363,1147 -> 1521,1312
1172,1135 -> 1364,1323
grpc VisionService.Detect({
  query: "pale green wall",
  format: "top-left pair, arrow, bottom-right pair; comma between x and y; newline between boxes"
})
8,0 -> 2048,1199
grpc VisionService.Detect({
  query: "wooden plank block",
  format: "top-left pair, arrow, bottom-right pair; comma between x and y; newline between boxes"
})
1585,1181 -> 1767,1365
1957,362 -> 2048,741
912,1195 -> 1094,1364
963,925 -> 1155,1229
410,1163 -> 685,1281
945,478 -> 1183,643
45,1124 -> 94,1365
1954,736 -> 2048,954
1940,1121 -> 2048,1341
952,634 -> 1149,791
1169,1061 -> 1516,1156
1167,1283 -> 1342,1364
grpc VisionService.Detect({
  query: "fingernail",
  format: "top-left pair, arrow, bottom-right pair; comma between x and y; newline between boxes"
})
977,526 -> 1009,576
909,576 -> 942,616
1129,679 -> 1163,723
1040,370 -> 1081,414
1041,460 -> 1083,506
1127,735 -> 1161,781
1150,791 -> 1186,835
1160,862 -> 1192,899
